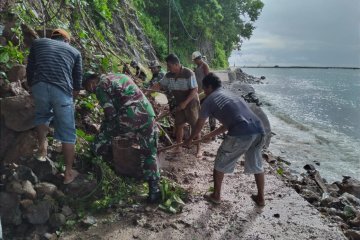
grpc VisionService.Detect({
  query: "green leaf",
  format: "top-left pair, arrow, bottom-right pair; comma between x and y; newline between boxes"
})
172,195 -> 185,205
168,206 -> 177,214
164,198 -> 172,207
277,168 -> 284,175
0,52 -> 9,63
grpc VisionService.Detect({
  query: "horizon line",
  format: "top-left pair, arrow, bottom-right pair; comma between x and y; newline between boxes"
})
235,65 -> 360,69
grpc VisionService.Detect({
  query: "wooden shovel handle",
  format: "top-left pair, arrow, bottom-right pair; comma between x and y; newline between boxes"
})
158,139 -> 204,152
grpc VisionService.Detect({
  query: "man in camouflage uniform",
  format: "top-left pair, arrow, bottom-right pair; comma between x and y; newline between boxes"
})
83,72 -> 161,203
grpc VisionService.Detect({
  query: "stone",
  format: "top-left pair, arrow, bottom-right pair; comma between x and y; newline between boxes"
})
0,95 -> 35,131
61,205 -> 73,217
62,174 -> 97,198
49,213 -> 66,228
1,130 -> 38,164
22,180 -> 37,199
28,158 -> 58,182
16,165 -> 38,184
35,182 -> 58,197
82,216 -> 97,226
24,200 -> 52,224
340,192 -> 360,206
0,192 -> 22,225
337,177 -> 360,199
6,180 -> 23,194
7,64 -> 26,82
20,199 -> 34,209
301,189 -> 321,203
303,164 -> 316,171
344,230 -> 360,240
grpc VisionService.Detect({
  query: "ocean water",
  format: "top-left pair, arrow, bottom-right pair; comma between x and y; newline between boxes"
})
242,68 -> 360,183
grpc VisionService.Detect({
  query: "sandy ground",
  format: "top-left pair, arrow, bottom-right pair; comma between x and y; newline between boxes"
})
61,138 -> 346,240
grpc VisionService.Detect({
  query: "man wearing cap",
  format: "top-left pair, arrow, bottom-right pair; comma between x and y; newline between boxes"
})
82,72 -> 161,203
26,29 -> 82,184
192,51 -> 216,133
147,60 -> 165,87
192,51 -> 209,92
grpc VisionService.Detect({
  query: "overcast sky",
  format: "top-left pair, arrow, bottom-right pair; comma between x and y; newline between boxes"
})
229,0 -> 360,67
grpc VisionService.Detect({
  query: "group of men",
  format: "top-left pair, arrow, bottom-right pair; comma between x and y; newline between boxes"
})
27,28 -> 266,206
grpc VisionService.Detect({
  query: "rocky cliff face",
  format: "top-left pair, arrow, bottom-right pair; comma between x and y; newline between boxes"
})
0,0 -> 158,73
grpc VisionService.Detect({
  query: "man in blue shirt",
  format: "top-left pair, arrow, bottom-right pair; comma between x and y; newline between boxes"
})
185,73 -> 266,206
27,29 -> 82,184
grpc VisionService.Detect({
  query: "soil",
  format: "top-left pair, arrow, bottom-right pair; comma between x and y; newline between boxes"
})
60,138 -> 346,240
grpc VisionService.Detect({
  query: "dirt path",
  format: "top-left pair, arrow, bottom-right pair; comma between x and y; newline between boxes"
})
61,139 -> 345,240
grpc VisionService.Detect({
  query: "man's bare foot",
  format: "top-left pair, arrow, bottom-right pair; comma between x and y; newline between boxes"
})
63,169 -> 79,184
251,194 -> 265,207
204,192 -> 221,204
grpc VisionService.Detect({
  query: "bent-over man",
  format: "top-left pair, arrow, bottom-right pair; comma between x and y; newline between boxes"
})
185,73 -> 266,206
82,72 -> 161,203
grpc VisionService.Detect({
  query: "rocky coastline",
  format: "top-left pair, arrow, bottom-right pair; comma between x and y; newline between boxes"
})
226,67 -> 360,239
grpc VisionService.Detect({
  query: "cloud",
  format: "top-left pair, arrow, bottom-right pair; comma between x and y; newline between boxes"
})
230,0 -> 360,67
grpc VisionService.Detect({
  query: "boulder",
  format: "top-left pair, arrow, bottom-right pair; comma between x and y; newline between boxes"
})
337,177 -> 360,199
7,64 -> 26,82
344,230 -> 360,240
27,158 -> 58,182
0,192 -> 22,225
22,180 -> 37,199
16,165 -> 38,184
24,200 -> 52,224
35,182 -> 58,197
49,213 -> 66,228
1,130 -> 38,164
0,95 -> 34,131
62,174 -> 97,198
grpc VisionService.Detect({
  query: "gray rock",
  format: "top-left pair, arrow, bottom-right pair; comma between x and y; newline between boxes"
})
20,199 -> 34,209
82,216 -> 97,226
337,177 -> 360,199
35,182 -> 57,197
344,229 -> 360,240
49,213 -> 66,228
16,165 -> 38,184
7,64 -> 26,82
24,200 -> 52,224
28,158 -> 58,181
0,192 -> 22,225
6,180 -> 23,194
62,174 -> 97,198
22,180 -> 37,199
61,205 -> 73,217
340,192 -> 360,206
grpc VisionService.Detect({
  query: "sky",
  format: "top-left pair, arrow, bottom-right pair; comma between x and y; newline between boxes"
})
228,0 -> 360,67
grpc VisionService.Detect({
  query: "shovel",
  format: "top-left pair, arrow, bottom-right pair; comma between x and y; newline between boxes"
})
158,138 -> 207,152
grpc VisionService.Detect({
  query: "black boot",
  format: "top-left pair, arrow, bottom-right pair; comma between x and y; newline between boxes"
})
147,180 -> 161,203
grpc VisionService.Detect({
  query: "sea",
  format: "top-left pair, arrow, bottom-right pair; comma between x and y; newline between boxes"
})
241,67 -> 360,183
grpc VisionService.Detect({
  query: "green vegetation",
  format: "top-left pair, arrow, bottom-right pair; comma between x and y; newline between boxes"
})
132,0 -> 264,68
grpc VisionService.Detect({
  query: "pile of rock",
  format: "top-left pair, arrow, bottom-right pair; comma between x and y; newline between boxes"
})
0,157 -> 97,239
227,67 -> 264,84
264,152 -> 360,239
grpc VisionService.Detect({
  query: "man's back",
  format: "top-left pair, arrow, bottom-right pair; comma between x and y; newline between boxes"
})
201,89 -> 264,136
27,38 -> 82,95
96,73 -> 155,131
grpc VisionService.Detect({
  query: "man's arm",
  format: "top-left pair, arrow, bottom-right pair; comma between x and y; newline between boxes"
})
72,53 -> 83,97
96,87 -> 116,121
203,63 -> 210,76
178,87 -> 198,111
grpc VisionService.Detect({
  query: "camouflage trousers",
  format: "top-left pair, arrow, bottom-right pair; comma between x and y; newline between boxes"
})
94,120 -> 160,181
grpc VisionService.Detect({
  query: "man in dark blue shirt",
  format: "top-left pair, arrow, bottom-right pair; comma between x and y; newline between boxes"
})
27,29 -> 82,184
185,73 -> 266,206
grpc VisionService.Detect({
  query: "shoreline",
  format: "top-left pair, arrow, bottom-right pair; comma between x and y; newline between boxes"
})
220,68 -> 360,239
